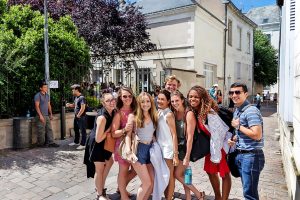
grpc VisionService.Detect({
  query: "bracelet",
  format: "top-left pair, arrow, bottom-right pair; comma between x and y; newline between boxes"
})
173,151 -> 179,155
122,128 -> 126,135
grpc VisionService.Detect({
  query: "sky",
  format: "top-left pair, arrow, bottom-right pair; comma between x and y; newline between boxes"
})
231,0 -> 277,13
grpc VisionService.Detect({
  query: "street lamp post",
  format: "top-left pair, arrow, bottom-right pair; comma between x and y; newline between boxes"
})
44,0 -> 50,95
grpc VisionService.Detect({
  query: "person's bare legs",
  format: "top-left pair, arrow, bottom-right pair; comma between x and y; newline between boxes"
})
221,173 -> 231,200
94,162 -> 105,196
207,173 -> 222,200
118,163 -> 131,200
164,159 -> 175,200
132,162 -> 153,200
103,157 -> 114,186
174,161 -> 204,200
143,164 -> 154,200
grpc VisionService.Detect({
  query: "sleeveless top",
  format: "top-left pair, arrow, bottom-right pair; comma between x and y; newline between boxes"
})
120,109 -> 132,129
157,108 -> 174,159
89,107 -> 115,145
136,121 -> 155,143
175,119 -> 185,146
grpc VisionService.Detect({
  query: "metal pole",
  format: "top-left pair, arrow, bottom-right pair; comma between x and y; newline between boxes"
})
44,0 -> 50,95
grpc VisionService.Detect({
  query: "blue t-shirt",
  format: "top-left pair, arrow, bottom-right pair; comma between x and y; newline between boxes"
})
74,95 -> 87,115
34,92 -> 50,116
234,101 -> 264,151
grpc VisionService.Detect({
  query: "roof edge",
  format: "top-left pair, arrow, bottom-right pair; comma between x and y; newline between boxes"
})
228,1 -> 257,28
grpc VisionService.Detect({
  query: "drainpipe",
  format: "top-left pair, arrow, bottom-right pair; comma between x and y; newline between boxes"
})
223,1 -> 229,105
277,1 -> 283,111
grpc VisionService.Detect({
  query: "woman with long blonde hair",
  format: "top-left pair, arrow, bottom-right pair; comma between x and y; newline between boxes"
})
125,92 -> 158,200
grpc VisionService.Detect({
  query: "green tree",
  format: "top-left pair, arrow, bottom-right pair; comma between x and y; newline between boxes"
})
254,30 -> 278,86
0,4 -> 91,117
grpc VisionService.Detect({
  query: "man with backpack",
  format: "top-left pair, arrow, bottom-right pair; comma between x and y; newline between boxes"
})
228,82 -> 264,200
66,84 -> 87,150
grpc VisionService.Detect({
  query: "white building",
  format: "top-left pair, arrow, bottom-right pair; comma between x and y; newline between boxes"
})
93,0 -> 256,98
247,5 -> 280,96
277,0 -> 300,199
225,2 -> 257,102
131,0 -> 256,98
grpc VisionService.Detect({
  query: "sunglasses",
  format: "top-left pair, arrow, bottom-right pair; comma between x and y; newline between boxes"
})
229,90 -> 243,95
122,95 -> 133,99
105,98 -> 116,103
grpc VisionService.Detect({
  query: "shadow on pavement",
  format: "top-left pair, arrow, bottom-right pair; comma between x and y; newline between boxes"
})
0,137 -> 82,170
260,101 -> 277,117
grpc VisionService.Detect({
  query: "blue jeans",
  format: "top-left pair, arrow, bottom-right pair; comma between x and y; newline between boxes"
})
74,115 -> 87,146
235,149 -> 265,200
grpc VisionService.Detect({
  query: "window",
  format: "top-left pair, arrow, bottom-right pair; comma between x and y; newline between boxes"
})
262,18 -> 269,23
235,62 -> 241,79
265,34 -> 271,42
290,0 -> 295,31
228,19 -> 232,46
237,26 -> 242,50
247,32 -> 251,54
204,63 -> 217,89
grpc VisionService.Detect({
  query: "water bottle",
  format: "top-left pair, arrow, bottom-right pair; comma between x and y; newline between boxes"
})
184,166 -> 192,185
26,110 -> 30,118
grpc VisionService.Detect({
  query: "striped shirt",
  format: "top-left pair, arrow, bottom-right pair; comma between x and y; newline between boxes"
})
234,101 -> 264,151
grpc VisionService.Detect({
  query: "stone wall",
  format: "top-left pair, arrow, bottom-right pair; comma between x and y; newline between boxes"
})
0,113 -> 75,150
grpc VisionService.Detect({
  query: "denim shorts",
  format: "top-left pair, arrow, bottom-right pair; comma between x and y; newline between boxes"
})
136,142 -> 152,164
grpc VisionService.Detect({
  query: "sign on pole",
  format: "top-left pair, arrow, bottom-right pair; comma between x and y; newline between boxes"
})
49,80 -> 59,88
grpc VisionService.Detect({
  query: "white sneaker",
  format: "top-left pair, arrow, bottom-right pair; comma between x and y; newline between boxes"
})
76,145 -> 85,150
68,142 -> 79,146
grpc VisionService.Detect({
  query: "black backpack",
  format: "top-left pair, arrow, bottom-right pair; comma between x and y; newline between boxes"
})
218,106 -> 234,133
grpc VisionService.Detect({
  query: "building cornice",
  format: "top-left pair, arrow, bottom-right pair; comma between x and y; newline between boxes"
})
228,1 -> 257,28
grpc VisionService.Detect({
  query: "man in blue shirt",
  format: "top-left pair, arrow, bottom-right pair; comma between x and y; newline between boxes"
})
66,84 -> 87,150
228,82 -> 264,200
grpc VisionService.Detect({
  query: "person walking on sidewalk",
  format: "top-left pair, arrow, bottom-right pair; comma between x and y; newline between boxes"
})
34,81 -> 59,147
66,84 -> 87,150
228,82 -> 265,200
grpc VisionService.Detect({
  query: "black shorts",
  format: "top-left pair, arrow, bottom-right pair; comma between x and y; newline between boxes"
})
89,140 -> 112,162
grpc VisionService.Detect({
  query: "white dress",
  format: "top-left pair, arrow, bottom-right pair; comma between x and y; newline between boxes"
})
156,108 -> 174,159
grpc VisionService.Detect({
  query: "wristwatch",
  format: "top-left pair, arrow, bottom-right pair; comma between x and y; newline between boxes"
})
122,128 -> 126,135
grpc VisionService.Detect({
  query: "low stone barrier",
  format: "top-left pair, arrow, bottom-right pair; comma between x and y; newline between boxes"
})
0,113 -> 75,150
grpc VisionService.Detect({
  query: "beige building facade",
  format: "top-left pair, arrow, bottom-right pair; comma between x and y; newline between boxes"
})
132,0 -> 256,99
96,0 -> 255,99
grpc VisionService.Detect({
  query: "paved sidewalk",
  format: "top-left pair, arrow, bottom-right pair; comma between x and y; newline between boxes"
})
0,107 -> 288,199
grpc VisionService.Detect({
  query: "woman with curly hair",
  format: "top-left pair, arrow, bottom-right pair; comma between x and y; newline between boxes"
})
111,87 -> 137,200
187,85 -> 231,200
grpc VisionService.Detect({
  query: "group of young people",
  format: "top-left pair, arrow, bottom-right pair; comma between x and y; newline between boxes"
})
84,75 -> 265,200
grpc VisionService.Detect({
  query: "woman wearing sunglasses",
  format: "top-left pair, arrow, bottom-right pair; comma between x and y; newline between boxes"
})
84,93 -> 116,200
187,85 -> 231,200
111,87 -> 137,200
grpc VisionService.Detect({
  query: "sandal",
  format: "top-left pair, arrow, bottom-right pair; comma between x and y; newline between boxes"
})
198,191 -> 205,200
